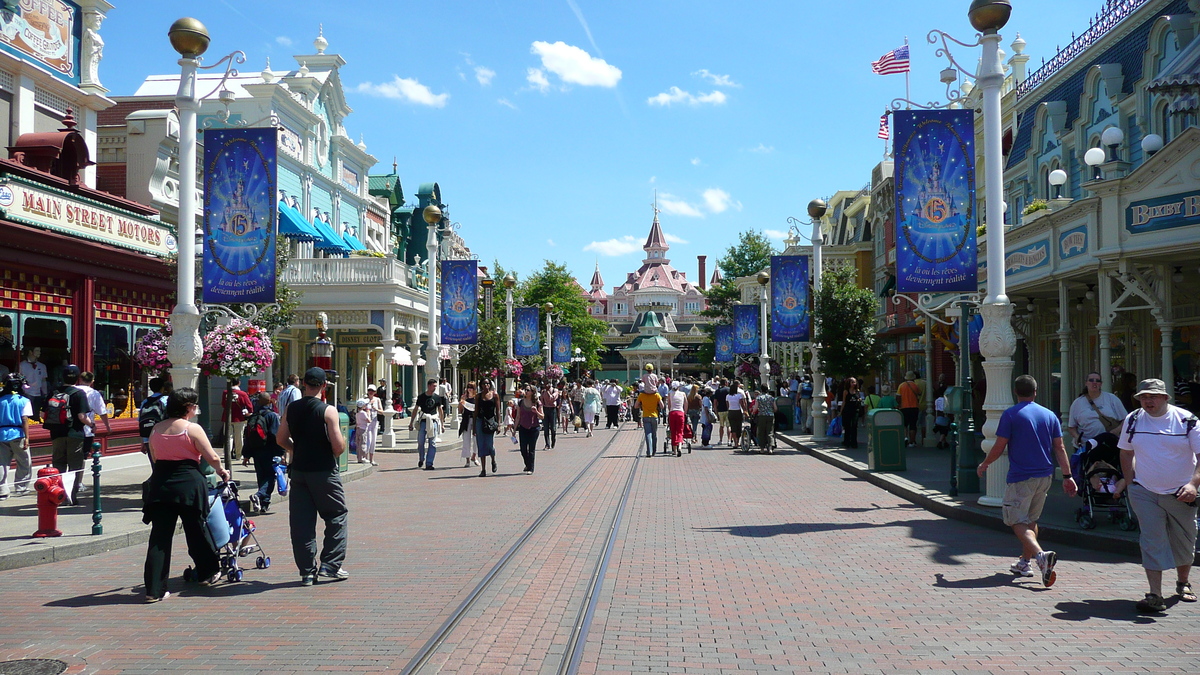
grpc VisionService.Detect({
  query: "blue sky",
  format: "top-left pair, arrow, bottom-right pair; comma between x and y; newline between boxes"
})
102,1 -> 1100,285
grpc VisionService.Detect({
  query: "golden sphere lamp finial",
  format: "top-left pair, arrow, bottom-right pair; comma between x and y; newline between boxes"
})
168,18 -> 210,58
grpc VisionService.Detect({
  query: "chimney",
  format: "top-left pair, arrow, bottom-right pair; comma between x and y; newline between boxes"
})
698,255 -> 707,290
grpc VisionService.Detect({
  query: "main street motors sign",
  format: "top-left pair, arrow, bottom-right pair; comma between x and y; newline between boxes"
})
1126,189 -> 1200,234
0,176 -> 176,257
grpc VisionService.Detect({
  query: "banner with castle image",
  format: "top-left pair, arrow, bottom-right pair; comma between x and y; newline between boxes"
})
894,110 -> 977,293
203,128 -> 278,304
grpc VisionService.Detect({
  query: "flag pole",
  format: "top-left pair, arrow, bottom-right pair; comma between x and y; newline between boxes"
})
904,36 -> 911,110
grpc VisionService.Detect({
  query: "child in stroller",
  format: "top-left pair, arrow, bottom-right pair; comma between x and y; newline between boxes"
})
184,481 -> 272,583
1071,432 -> 1136,531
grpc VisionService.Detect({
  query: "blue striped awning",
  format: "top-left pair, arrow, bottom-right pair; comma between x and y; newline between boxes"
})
309,217 -> 351,254
278,203 -> 318,241
342,230 -> 366,251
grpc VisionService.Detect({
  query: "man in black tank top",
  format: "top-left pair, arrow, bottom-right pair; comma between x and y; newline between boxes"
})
276,367 -> 348,586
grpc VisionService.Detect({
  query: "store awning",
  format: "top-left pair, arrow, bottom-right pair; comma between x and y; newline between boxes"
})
342,230 -> 366,251
309,218 -> 350,255
278,203 -> 318,241
391,347 -> 413,366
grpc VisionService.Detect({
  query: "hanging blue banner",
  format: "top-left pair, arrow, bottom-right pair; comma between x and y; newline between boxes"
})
714,325 -> 734,363
440,259 -> 478,344
894,109 -> 977,293
513,307 -> 540,357
202,127 -> 278,303
552,326 -> 572,364
770,256 -> 809,342
732,305 -> 760,354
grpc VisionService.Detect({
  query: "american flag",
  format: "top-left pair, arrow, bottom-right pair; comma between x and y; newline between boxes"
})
877,113 -> 890,140
872,45 -> 910,75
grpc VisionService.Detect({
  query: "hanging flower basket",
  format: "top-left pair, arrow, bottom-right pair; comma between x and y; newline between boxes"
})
200,319 -> 275,379
132,322 -> 172,375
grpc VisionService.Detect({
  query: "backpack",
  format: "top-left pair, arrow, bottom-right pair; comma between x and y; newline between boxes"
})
1125,409 -> 1199,443
242,410 -> 271,455
138,394 -> 168,440
45,388 -> 74,427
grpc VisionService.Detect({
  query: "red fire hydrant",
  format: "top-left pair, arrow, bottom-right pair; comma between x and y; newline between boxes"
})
33,466 -> 66,538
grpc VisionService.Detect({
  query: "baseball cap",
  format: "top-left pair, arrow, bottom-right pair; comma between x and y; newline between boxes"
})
303,367 -> 327,386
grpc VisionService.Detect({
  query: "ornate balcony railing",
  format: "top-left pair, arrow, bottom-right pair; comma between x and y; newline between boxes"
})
1016,0 -> 1149,100
281,255 -> 414,288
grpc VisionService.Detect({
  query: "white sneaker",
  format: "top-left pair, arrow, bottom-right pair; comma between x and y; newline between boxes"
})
1009,558 -> 1034,577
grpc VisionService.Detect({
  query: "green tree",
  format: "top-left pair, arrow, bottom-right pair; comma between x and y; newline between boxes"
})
519,260 -> 607,370
812,265 -> 883,378
698,230 -> 775,366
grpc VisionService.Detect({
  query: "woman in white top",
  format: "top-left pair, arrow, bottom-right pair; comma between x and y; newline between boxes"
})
459,382 -> 478,467
1068,371 -> 1127,447
725,381 -> 748,448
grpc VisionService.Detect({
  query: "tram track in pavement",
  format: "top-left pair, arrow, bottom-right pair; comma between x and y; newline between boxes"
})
400,424 -> 643,675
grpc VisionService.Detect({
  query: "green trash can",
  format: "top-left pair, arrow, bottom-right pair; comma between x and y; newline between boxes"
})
775,400 -> 793,431
337,411 -> 350,473
867,408 -> 906,471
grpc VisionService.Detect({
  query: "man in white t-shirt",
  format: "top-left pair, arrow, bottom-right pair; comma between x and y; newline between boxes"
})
77,371 -> 112,439
1115,378 -> 1200,613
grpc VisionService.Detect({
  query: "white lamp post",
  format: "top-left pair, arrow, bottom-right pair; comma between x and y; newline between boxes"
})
756,270 -> 771,388
422,204 -> 443,386
968,0 -> 1019,508
808,198 -> 828,436
504,273 -> 516,361
165,18 -> 209,391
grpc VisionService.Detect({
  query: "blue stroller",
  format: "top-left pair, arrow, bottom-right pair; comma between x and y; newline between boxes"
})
184,481 -> 271,583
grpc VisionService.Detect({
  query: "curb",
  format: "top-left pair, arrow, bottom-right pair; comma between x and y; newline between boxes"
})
776,434 -> 1142,558
0,463 -> 376,572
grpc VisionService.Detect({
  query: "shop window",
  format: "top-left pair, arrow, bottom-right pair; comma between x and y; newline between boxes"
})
0,312 -> 15,376
96,322 -> 135,416
22,315 -> 71,387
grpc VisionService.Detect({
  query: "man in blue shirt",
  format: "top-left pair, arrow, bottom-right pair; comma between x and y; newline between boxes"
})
0,374 -> 33,498
978,375 -> 1077,586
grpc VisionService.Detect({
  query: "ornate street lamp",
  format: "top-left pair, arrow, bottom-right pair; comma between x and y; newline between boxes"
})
164,18 -> 210,392
807,198 -> 829,436
756,270 -> 771,388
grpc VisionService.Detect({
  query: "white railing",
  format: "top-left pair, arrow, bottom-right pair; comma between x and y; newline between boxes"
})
282,255 -> 412,287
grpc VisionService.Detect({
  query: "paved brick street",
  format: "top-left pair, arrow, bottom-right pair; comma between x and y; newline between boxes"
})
0,426 -> 1197,674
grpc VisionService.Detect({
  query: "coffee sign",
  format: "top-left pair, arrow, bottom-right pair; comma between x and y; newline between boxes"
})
0,177 -> 176,257
0,0 -> 80,84
1126,190 -> 1200,235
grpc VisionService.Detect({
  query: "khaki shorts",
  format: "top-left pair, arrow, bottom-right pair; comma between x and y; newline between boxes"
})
1002,475 -> 1053,526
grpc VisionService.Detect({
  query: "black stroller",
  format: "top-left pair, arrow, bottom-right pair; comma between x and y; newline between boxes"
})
1072,433 -> 1137,531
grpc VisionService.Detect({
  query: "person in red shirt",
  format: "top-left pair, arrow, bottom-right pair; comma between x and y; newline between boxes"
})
222,383 -> 253,460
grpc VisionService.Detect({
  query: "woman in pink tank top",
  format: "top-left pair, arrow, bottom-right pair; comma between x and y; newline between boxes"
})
142,387 -> 229,603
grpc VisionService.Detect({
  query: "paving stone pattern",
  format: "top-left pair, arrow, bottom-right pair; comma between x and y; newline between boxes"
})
0,427 -> 1195,674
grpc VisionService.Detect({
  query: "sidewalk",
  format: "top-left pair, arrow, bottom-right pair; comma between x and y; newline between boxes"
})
0,450 -> 375,571
775,428 -> 1149,558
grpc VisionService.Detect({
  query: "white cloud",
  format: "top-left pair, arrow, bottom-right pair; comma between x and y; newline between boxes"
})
690,157 -> 701,166
275,36 -> 293,47
474,66 -> 495,86
531,41 -> 622,87
647,86 -> 726,106
764,229 -> 788,240
497,98 -> 518,109
526,67 -> 551,93
354,76 -> 449,108
703,188 -> 741,214
749,143 -> 775,153
692,69 -> 740,87
664,232 -> 689,244
658,195 -> 705,218
584,235 -> 641,256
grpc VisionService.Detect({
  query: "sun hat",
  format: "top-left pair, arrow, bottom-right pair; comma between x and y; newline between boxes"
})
1133,378 -> 1170,399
